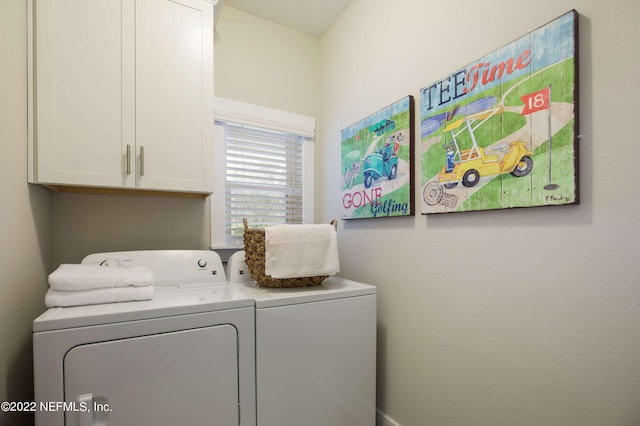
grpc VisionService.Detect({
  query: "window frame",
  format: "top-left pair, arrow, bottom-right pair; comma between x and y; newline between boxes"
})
210,97 -> 315,249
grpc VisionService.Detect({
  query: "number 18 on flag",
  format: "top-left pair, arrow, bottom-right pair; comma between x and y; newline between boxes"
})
521,86 -> 550,115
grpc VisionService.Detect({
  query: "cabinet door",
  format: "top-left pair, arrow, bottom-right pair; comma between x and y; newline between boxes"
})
135,0 -> 214,193
64,325 -> 239,425
33,0 -> 136,188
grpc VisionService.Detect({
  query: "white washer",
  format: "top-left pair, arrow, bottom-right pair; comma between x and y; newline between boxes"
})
33,250 -> 256,426
233,273 -> 377,426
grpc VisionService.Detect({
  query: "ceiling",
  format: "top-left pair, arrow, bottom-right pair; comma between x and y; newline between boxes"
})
222,0 -> 353,37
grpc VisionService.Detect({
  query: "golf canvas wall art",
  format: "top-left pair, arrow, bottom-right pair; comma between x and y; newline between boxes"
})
341,96 -> 415,219
420,10 -> 579,214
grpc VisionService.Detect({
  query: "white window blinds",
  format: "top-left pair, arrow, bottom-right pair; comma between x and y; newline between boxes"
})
219,121 -> 309,244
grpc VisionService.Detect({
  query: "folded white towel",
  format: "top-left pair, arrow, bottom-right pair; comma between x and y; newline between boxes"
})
265,224 -> 340,279
48,264 -> 154,291
44,286 -> 155,308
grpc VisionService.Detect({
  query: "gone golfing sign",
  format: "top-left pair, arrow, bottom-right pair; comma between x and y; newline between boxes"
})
341,96 -> 415,220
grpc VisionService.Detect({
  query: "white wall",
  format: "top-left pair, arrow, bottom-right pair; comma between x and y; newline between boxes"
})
319,0 -> 640,425
214,6 -> 321,119
0,1 -> 50,425
49,193 -> 212,267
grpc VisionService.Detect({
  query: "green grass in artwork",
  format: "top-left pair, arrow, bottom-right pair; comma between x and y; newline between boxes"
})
456,119 -> 576,211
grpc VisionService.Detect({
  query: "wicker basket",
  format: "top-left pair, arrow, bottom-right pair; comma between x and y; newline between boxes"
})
242,218 -> 338,288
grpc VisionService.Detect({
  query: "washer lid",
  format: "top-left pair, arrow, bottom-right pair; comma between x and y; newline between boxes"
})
238,276 -> 376,308
34,283 -> 254,333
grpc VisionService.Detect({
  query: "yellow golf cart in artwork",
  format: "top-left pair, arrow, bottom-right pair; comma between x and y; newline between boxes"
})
438,107 -> 534,188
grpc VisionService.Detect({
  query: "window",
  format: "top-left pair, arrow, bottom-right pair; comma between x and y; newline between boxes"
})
211,98 -> 315,248
219,122 -> 309,243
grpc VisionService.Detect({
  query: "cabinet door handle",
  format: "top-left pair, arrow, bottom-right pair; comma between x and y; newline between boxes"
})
140,146 -> 145,176
126,145 -> 131,175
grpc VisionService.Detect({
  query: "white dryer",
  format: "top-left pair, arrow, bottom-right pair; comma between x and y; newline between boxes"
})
33,250 -> 256,426
232,271 -> 377,426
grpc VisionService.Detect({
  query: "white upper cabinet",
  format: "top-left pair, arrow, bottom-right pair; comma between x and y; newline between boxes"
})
28,0 -> 217,195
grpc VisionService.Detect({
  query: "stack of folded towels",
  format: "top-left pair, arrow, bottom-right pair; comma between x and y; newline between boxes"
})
45,264 -> 155,308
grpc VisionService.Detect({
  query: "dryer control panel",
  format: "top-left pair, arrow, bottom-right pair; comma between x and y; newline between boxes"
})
82,250 -> 227,286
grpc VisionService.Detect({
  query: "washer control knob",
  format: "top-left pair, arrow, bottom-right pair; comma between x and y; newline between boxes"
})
197,259 -> 207,268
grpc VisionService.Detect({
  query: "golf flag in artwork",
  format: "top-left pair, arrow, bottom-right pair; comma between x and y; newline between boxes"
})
520,87 -> 550,115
